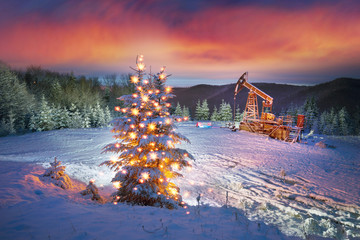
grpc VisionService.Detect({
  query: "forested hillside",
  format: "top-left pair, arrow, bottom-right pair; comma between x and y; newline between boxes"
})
1,62 -> 359,136
0,64 -> 134,136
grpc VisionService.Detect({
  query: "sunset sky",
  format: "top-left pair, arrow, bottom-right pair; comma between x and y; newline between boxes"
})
0,0 -> 359,86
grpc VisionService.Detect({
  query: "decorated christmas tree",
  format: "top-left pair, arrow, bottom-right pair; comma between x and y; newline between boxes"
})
101,55 -> 194,209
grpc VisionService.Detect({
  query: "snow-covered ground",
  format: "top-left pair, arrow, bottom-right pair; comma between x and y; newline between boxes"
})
0,122 -> 359,239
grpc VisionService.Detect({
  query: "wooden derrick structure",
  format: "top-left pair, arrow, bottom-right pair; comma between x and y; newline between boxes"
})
233,72 -> 304,143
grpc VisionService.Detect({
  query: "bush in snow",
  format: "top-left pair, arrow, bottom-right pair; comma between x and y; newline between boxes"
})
102,56 -> 194,209
303,218 -> 321,237
43,157 -> 72,189
80,180 -> 103,202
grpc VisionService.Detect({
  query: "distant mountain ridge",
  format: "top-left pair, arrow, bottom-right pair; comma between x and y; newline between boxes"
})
171,78 -> 360,116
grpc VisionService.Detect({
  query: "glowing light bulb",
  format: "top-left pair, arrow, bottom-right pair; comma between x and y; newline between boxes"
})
146,111 -> 152,116
142,95 -> 149,102
121,108 -> 128,113
137,148 -> 142,152
113,182 -> 120,188
150,152 -> 157,160
133,187 -> 138,191
166,103 -> 171,107
114,106 -> 120,112
139,123 -> 145,128
165,118 -> 171,125
170,188 -> 178,195
130,124 -> 135,129
155,89 -> 160,94
113,202 -> 118,205
131,109 -> 139,116
143,79 -> 149,84
137,86 -> 142,91
141,172 -> 150,180
115,143 -> 120,148
159,74 -> 165,80
148,123 -> 156,130
132,93 -> 138,98
131,76 -> 139,83
161,96 -> 166,100
165,87 -> 172,93
142,135 -> 147,139
139,179 -> 144,183
137,62 -> 145,71
121,169 -> 127,174
129,132 -> 137,139
171,163 -> 180,170
110,156 -> 117,163
186,211 -> 190,215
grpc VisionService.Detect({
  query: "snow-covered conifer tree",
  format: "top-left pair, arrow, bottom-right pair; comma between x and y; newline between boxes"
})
338,107 -> 349,136
200,99 -> 210,120
81,106 -> 91,128
81,180 -> 103,202
211,106 -> 219,121
235,106 -> 242,122
43,157 -> 72,189
69,103 -> 83,128
30,96 -> 55,131
174,102 -> 183,116
104,105 -> 112,126
92,102 -> 106,127
182,105 -> 190,119
101,56 -> 194,209
219,100 -> 232,122
52,105 -> 71,129
195,100 -> 202,120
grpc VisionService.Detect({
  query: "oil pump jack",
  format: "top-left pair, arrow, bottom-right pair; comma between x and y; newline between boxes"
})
233,72 -> 304,143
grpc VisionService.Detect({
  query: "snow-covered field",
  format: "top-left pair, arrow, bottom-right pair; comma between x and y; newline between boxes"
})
0,122 -> 359,239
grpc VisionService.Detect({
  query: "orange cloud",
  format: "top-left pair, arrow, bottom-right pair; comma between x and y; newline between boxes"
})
0,1 -> 359,83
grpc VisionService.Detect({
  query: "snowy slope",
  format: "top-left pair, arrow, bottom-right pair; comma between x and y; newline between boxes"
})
0,123 -> 359,239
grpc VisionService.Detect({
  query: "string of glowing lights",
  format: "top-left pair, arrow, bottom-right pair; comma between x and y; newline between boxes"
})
101,55 -> 193,210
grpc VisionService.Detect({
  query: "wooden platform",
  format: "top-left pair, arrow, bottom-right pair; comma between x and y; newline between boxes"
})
239,120 -> 293,141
